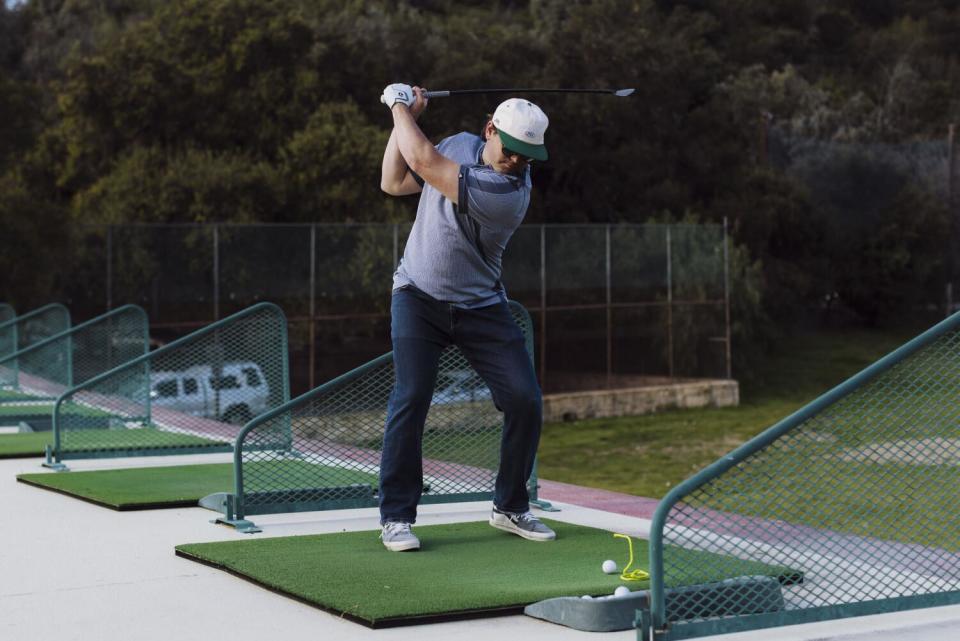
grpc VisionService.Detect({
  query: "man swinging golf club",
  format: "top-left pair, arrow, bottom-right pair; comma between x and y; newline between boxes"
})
378,82 -> 555,551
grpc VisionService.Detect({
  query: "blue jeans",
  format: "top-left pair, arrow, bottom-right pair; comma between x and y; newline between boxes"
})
378,287 -> 543,524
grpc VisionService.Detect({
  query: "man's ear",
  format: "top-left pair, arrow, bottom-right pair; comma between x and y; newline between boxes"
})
480,118 -> 494,141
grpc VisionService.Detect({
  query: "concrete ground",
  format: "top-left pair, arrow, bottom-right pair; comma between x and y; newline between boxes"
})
3,453 -> 960,641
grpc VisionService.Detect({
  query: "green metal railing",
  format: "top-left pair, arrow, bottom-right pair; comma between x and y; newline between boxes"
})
0,303 -> 70,357
641,311 -> 960,640
206,301 -> 549,533
0,305 -> 148,404
44,303 -> 289,467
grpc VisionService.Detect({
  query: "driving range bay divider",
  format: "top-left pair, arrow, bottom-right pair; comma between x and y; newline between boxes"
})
0,304 -> 14,358
0,303 -> 70,358
0,305 -> 148,407
43,302 -> 290,469
638,310 -> 960,640
201,301 -> 554,533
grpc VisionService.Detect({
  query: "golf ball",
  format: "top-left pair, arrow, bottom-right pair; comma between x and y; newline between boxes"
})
602,559 -> 618,574
581,595 -> 593,600
614,586 -> 631,597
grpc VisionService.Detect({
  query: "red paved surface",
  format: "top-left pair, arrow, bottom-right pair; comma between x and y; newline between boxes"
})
537,478 -> 660,519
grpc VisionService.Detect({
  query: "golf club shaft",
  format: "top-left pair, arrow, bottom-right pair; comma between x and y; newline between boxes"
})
423,88 -> 634,98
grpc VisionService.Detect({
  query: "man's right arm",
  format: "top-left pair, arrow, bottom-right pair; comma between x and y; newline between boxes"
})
381,128 -> 423,196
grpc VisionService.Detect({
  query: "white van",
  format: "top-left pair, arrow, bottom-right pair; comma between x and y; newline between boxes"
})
149,362 -> 269,424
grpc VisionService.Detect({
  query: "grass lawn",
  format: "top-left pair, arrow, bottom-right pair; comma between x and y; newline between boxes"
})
708,458 -> 960,552
537,327 -> 922,499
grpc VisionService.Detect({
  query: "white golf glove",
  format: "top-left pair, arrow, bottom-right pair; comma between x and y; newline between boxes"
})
381,83 -> 415,109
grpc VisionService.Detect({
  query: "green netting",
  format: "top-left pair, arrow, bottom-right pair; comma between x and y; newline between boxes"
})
0,304 -> 14,360
0,304 -> 70,358
644,312 -> 960,640
47,303 -> 289,464
0,305 -> 148,403
223,302 -> 538,523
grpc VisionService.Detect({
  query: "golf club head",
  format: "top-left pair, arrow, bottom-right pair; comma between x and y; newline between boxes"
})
614,88 -> 635,97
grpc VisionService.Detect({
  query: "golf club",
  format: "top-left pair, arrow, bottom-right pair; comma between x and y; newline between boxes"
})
423,88 -> 635,98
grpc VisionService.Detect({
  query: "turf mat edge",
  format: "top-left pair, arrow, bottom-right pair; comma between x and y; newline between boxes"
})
16,475 -> 200,510
175,521 -> 801,626
16,461 -> 380,510
174,547 -> 524,628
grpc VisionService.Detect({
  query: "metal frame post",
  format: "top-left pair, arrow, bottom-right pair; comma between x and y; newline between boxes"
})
106,225 -> 113,312
309,224 -> 317,390
540,225 -> 547,389
212,225 -> 220,321
723,217 -> 732,379
666,226 -> 674,379
948,124 -> 959,317
393,223 -> 399,268
606,224 -> 612,389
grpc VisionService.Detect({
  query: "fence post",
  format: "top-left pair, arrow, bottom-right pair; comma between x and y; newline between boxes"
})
540,224 -> 547,390
106,225 -> 113,312
948,124 -> 959,317
723,217 -> 732,379
606,224 -> 612,389
212,224 -> 220,321
309,224 -> 317,390
393,222 -> 399,268
666,226 -> 674,379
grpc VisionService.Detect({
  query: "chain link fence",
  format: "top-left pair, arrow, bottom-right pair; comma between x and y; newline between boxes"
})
44,303 -> 289,466
0,305 -> 148,405
642,310 -> 960,639
0,303 -> 70,355
0,304 -> 15,358
204,302 -> 540,532
68,222 -> 730,397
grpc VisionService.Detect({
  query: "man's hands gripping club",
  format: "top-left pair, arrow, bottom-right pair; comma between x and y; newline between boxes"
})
381,83 -> 415,109
381,83 -> 428,120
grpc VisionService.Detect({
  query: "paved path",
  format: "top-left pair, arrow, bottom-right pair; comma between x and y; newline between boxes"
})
4,455 -> 960,641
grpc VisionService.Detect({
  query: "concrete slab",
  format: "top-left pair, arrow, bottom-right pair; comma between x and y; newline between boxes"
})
4,455 -> 960,641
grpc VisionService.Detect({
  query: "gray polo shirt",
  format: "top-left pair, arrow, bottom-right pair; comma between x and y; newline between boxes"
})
393,132 -> 531,308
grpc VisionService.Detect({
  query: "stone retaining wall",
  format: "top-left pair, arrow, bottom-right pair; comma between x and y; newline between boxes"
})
542,379 -> 739,423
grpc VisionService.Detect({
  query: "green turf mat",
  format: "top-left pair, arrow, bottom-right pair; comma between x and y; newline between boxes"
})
0,402 -> 53,417
17,461 -> 379,509
0,432 -> 51,457
0,403 -> 109,418
0,429 -> 228,459
175,520 -> 801,627
0,389 -> 51,403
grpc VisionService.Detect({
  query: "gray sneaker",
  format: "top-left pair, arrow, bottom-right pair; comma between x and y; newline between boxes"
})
489,507 -> 556,541
380,521 -> 420,551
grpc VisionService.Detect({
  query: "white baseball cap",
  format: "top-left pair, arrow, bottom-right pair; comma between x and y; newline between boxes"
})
492,98 -> 549,161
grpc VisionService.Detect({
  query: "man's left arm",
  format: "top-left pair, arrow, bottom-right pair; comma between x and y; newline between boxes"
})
388,86 -> 461,205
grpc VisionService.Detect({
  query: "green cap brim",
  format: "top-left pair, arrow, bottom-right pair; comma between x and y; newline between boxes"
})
499,129 -> 548,161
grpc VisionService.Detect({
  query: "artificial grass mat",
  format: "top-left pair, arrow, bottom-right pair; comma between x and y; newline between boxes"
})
0,429 -> 228,459
0,402 -> 108,417
175,520 -> 801,627
17,461 -> 379,509
0,389 -> 50,402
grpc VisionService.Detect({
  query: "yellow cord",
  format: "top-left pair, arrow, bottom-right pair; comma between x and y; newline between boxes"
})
613,533 -> 650,581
